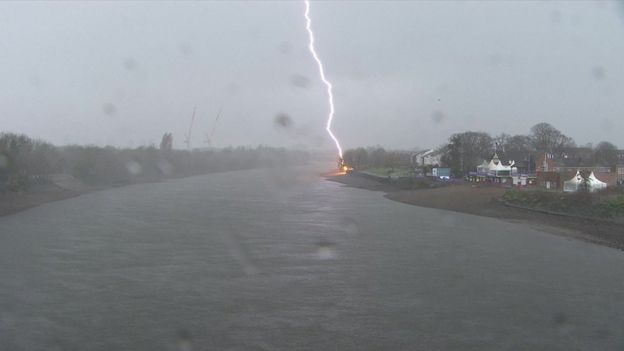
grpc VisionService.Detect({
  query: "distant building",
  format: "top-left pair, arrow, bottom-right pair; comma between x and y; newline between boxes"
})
536,150 -> 617,190
476,153 -> 515,177
432,167 -> 451,180
469,153 -> 535,186
535,153 -> 559,190
410,149 -> 442,168
618,150 -> 624,185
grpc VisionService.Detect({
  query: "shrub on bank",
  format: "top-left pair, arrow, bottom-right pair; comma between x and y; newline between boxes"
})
0,133 -> 310,191
503,188 -> 624,219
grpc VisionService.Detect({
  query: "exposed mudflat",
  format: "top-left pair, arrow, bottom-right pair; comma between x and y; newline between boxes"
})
327,173 -> 624,251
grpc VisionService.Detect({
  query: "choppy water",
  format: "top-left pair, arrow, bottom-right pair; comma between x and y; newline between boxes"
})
1,165 -> 624,350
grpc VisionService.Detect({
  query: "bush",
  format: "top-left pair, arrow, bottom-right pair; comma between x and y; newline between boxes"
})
504,189 -> 624,219
1,132 -> 310,191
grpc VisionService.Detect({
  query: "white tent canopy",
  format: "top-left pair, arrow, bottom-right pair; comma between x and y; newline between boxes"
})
563,171 -> 608,192
477,153 -> 517,176
588,172 -> 607,192
563,171 -> 583,192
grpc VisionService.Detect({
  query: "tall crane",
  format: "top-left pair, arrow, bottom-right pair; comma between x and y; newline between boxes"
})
183,106 -> 197,150
204,106 -> 222,147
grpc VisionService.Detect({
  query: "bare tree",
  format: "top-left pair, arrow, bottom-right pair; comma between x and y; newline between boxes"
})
593,141 -> 618,166
529,122 -> 575,153
441,131 -> 493,177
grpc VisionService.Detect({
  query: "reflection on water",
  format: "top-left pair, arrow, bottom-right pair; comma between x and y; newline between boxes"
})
1,165 -> 624,350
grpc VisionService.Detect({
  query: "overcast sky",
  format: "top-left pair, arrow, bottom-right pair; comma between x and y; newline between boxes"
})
1,1 -> 623,150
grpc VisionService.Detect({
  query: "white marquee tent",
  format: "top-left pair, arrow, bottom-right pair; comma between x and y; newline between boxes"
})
563,171 -> 608,192
563,171 -> 583,192
588,172 -> 607,192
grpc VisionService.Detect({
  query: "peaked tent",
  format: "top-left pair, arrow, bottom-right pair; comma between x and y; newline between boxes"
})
588,172 -> 607,192
563,171 -> 583,192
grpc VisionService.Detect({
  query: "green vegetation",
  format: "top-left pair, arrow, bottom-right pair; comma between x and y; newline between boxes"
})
0,132 -> 310,192
593,195 -> 624,219
503,188 -> 624,219
364,167 -> 413,178
342,147 -> 411,171
344,122 -> 620,179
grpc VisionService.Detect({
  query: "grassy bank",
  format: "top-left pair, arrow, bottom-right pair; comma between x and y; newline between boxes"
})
354,169 -> 453,191
503,188 -> 624,220
1,132 -> 314,216
327,173 -> 624,251
362,167 -> 414,178
1,132 -> 310,191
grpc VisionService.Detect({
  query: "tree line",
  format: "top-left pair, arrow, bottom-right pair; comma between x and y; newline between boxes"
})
343,122 -> 620,177
342,147 -> 412,171
0,132 -> 310,192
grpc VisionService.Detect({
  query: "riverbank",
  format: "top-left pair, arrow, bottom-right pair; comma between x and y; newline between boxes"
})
326,173 -> 624,251
0,173 -> 172,217
0,186 -> 83,217
0,163 -> 315,218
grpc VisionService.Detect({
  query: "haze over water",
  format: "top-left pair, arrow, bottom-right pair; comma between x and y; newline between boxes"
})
1,165 -> 623,350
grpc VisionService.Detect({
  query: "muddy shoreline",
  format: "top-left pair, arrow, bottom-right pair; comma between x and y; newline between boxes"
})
0,186 -> 83,217
0,165 -> 306,218
326,173 -> 624,251
4,170 -> 623,251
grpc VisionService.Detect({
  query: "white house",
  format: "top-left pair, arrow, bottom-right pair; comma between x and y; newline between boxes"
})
411,149 -> 442,167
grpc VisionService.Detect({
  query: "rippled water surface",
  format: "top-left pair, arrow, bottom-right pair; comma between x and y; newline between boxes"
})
1,165 -> 624,350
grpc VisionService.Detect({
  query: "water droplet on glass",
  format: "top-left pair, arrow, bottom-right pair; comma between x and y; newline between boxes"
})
179,42 -> 193,56
274,113 -> 294,129
549,10 -> 561,24
278,41 -> 292,54
102,103 -> 117,116
592,66 -> 606,80
600,119 -> 614,131
431,110 -> 446,125
341,217 -> 359,235
157,159 -> 174,176
290,74 -> 310,89
553,312 -> 566,325
125,160 -> 142,176
176,328 -> 193,351
123,58 -> 138,71
314,241 -> 337,260
488,54 -> 503,67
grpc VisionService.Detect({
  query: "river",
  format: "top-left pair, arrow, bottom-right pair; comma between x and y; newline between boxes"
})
1,165 -> 623,350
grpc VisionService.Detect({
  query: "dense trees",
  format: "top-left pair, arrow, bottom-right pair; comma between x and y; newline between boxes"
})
440,131 -> 494,177
342,147 -> 411,171
0,134 -> 60,190
593,141 -> 619,167
438,123 -> 611,177
342,122 -> 620,178
529,122 -> 575,153
342,147 -> 369,170
494,134 -> 533,156
0,133 -> 310,192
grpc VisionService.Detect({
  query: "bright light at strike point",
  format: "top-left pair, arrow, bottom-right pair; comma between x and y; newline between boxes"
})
304,0 -> 343,159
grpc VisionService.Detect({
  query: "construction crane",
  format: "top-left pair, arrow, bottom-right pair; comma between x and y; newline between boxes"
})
204,106 -> 222,147
183,106 -> 197,150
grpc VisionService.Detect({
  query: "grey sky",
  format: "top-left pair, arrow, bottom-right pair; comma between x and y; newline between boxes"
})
1,1 -> 623,150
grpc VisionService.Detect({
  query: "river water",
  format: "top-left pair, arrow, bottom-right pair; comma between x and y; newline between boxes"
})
1,165 -> 623,350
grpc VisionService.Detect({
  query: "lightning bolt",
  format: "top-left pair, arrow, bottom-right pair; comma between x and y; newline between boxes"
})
304,0 -> 343,159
